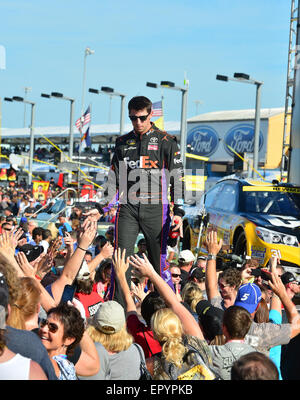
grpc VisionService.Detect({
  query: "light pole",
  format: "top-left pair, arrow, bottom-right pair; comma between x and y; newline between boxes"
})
89,87 -> 126,136
146,80 -> 189,170
216,72 -> 263,177
81,47 -> 95,116
5,96 -> 36,185
23,86 -> 32,127
41,92 -> 75,184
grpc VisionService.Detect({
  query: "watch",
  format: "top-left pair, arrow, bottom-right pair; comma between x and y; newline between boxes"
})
207,254 -> 217,261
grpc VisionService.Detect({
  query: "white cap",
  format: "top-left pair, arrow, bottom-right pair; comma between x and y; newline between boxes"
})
178,250 -> 195,263
77,260 -> 90,281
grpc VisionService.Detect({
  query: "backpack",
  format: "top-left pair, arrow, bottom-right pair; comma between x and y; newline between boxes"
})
155,339 -> 221,380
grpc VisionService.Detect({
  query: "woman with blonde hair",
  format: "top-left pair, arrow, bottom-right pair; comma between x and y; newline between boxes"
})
86,300 -> 145,380
7,277 -> 41,332
181,281 -> 203,319
127,251 -> 217,380
151,308 -> 186,370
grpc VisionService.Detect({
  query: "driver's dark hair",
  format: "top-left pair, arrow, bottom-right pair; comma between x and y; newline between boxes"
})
128,96 -> 152,114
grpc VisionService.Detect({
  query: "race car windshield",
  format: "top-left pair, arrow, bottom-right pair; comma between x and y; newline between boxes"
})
242,191 -> 300,217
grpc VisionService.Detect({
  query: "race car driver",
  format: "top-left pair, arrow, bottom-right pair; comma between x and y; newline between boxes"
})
85,96 -> 185,306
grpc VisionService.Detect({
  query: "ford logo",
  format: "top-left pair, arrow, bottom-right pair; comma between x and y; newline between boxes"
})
186,125 -> 219,157
224,123 -> 264,156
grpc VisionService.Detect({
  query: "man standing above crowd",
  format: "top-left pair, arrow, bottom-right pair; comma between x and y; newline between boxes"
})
85,96 -> 185,306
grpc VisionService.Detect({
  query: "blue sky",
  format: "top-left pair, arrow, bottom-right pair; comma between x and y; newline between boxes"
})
0,0 -> 291,129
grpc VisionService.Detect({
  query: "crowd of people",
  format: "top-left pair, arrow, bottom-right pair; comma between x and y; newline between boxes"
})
0,181 -> 299,382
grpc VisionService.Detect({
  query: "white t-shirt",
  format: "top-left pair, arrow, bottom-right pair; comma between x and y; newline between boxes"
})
0,353 -> 31,380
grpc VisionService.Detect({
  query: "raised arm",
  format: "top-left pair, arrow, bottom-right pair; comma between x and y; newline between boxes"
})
268,267 -> 300,339
16,251 -> 57,311
0,228 -> 26,278
113,248 -> 137,315
268,257 -> 282,318
129,252 -> 204,339
49,220 -> 97,303
87,242 -> 114,276
204,231 -> 223,301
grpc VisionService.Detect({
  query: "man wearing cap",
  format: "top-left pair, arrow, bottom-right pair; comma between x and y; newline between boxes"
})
278,271 -> 300,379
74,260 -> 103,319
196,255 -> 207,271
178,249 -> 196,290
189,267 -> 207,299
233,277 -> 300,358
280,272 -> 300,302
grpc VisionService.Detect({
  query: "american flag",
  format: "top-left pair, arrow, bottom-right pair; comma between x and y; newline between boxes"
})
152,101 -> 163,117
75,105 -> 91,131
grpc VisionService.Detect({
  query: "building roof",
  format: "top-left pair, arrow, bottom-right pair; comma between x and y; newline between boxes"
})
0,121 -> 181,143
187,107 -> 285,123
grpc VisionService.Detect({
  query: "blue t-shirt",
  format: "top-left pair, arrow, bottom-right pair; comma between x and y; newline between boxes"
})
269,309 -> 283,380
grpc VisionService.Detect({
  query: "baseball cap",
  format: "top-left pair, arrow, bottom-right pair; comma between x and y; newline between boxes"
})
196,300 -> 224,341
18,244 -> 44,262
91,300 -> 125,334
189,267 -> 205,281
281,272 -> 298,285
234,283 -> 262,314
178,250 -> 196,263
20,217 -> 28,223
76,260 -> 91,281
0,272 -> 9,329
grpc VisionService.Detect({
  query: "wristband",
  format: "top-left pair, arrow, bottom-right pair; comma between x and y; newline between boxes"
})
77,246 -> 88,252
207,254 -> 217,261
35,274 -> 42,281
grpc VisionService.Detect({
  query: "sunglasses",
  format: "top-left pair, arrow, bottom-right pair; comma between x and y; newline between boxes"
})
40,319 -> 59,334
172,273 -> 181,278
129,114 -> 149,122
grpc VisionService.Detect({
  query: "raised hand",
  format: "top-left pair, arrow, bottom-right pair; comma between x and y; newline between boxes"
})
82,208 -> 102,222
100,241 -> 114,259
131,282 -> 149,303
204,230 -> 223,255
16,251 -> 36,278
129,253 -> 156,278
63,231 -> 73,248
113,248 -> 129,278
78,220 -> 97,250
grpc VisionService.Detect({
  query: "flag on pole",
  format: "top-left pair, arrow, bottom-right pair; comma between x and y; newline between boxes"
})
152,101 -> 163,117
75,105 -> 91,131
76,126 -> 91,151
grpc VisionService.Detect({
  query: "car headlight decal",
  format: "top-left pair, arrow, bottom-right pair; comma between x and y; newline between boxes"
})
255,226 -> 299,247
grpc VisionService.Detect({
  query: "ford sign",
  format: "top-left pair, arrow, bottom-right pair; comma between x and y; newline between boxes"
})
186,125 -> 219,157
224,123 -> 264,157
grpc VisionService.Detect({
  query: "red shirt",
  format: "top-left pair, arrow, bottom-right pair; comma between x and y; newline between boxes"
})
75,291 -> 103,318
127,313 -> 161,359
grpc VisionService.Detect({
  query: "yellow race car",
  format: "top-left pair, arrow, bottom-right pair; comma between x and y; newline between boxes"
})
182,177 -> 300,274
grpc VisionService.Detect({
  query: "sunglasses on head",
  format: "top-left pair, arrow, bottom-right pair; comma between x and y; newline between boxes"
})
172,273 -> 181,278
129,114 -> 149,122
40,319 -> 59,333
